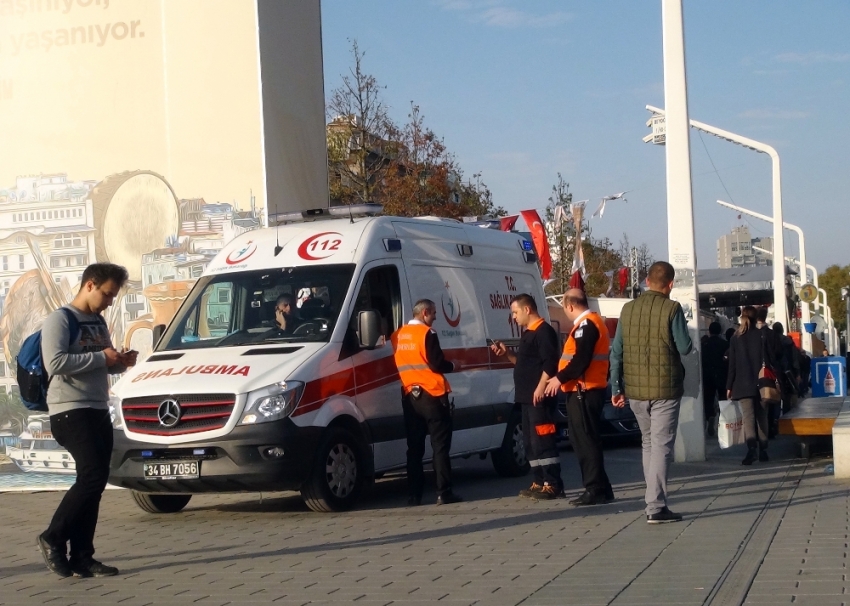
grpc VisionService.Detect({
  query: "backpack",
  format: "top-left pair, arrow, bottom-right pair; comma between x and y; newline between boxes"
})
16,308 -> 80,412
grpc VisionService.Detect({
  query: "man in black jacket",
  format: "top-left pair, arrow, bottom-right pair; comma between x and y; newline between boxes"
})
701,322 -> 729,437
490,294 -> 562,500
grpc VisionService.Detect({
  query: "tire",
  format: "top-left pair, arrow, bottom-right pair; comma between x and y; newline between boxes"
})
301,427 -> 365,513
131,491 -> 192,514
491,409 -> 530,477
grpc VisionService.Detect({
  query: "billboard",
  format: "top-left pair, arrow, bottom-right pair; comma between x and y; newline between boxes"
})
0,0 -> 328,486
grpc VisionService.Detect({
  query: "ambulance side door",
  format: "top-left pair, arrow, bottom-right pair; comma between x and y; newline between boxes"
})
345,261 -> 408,471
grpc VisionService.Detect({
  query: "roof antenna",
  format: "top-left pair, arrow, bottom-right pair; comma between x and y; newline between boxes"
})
348,204 -> 354,224
274,210 -> 282,256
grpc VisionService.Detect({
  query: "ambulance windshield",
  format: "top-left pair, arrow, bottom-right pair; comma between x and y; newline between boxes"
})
157,264 -> 356,351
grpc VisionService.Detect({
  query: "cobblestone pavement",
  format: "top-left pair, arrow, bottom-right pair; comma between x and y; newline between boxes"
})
1,437 -> 846,606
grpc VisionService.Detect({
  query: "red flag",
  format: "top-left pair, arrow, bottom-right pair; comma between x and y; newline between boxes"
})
569,270 -> 585,290
519,209 -> 551,280
618,267 -> 630,292
500,215 -> 519,231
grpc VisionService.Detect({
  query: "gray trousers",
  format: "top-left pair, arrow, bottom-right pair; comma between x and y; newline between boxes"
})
629,398 -> 681,515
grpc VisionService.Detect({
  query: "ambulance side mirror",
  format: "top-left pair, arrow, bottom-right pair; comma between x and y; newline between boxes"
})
357,310 -> 382,350
152,324 -> 166,347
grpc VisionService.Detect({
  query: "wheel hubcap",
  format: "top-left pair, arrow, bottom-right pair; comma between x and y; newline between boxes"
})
325,443 -> 357,497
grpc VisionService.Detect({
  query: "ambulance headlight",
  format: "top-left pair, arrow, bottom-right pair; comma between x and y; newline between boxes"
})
240,381 -> 305,425
108,394 -> 124,430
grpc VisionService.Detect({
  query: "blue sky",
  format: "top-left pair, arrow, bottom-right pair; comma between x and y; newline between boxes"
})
321,1 -> 850,274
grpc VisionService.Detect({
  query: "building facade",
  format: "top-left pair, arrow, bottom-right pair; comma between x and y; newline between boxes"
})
716,226 -> 773,269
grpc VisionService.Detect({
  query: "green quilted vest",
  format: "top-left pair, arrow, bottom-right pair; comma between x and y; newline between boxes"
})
620,290 -> 684,400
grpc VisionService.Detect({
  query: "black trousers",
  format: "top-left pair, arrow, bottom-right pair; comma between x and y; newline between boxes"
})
44,408 -> 113,560
403,391 -> 453,498
520,400 -> 562,489
565,389 -> 613,498
702,376 -> 725,421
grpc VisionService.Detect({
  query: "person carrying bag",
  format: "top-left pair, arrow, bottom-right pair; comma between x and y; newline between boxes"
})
726,306 -> 773,465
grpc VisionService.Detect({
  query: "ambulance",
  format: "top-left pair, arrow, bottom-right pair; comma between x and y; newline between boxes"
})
108,205 -> 547,513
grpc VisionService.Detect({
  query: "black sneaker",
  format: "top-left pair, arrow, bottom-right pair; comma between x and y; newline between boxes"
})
518,482 -> 543,498
407,494 -> 422,507
68,558 -> 119,578
646,507 -> 683,524
759,451 -> 769,462
742,449 -> 757,465
436,492 -> 463,505
37,533 -> 72,578
569,491 -> 611,506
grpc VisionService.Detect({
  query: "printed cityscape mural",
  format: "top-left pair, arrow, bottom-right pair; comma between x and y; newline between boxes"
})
0,170 -> 263,487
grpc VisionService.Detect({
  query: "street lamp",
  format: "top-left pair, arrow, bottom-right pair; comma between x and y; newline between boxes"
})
717,199 -> 811,353
646,106 -> 788,331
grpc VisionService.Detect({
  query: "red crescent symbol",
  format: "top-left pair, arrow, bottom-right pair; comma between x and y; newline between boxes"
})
442,296 -> 461,327
225,242 -> 257,265
297,232 -> 343,261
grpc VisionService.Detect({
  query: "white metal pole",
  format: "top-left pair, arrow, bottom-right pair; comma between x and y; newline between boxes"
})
716,200 -> 811,353
662,0 -> 704,462
647,107 -> 789,331
819,287 -> 833,354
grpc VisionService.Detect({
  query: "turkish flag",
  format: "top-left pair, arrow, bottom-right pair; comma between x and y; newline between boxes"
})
519,209 -> 551,280
500,215 -> 519,231
569,270 -> 585,290
618,267 -> 630,292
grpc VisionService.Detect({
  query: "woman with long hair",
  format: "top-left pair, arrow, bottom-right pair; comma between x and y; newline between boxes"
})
726,306 -> 776,465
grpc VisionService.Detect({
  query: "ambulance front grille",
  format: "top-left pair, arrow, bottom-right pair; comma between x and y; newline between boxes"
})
122,393 -> 236,436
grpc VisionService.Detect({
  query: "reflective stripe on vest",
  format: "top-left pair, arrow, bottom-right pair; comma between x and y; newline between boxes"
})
391,323 -> 450,397
559,311 -> 610,392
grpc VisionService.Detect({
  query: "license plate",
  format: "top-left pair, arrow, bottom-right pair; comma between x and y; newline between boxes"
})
143,461 -> 199,480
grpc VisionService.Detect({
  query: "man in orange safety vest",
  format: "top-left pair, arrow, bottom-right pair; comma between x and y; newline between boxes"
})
391,299 -> 463,506
545,289 -> 615,506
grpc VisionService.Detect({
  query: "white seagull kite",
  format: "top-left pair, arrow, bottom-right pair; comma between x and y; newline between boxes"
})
592,192 -> 629,218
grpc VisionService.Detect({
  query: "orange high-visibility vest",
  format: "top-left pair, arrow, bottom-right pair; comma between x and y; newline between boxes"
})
559,311 -> 610,392
391,323 -> 451,397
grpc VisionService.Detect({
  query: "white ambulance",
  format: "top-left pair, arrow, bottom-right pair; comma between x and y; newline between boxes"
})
108,206 -> 547,512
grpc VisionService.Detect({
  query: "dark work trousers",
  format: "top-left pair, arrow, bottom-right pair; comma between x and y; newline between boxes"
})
44,408 -> 113,560
565,388 -> 613,498
702,377 -> 725,421
521,400 -> 562,490
403,391 -> 453,498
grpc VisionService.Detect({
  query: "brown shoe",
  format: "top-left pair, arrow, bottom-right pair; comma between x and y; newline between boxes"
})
518,482 -> 543,498
530,483 -> 564,501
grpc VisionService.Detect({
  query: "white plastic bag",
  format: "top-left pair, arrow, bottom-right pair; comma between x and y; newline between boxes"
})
717,400 -> 745,449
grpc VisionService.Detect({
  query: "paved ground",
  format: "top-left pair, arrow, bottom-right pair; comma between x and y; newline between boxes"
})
0,435 -> 846,606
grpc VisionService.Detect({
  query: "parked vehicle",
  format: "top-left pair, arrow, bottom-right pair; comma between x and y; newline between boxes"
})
554,387 -> 641,445
108,206 -> 545,513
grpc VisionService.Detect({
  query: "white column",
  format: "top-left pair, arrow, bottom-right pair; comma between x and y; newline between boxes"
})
662,0 -> 704,462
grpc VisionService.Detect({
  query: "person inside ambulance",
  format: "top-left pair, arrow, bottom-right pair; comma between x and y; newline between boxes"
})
258,294 -> 301,338
391,298 -> 463,506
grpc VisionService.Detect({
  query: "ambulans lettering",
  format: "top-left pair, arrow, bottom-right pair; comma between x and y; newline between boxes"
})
131,365 -> 251,382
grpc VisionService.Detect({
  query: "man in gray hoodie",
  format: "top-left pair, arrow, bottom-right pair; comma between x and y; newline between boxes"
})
37,263 -> 135,578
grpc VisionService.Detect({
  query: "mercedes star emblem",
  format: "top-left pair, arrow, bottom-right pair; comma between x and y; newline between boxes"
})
157,399 -> 182,428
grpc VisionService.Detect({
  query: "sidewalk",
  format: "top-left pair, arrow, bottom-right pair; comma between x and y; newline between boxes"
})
0,436 -> 845,606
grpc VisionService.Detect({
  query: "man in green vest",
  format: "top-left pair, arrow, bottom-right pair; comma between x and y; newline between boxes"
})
610,261 -> 693,524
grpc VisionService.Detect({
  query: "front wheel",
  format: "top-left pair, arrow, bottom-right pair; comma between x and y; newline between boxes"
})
131,491 -> 192,514
301,427 -> 365,512
491,409 -> 530,477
